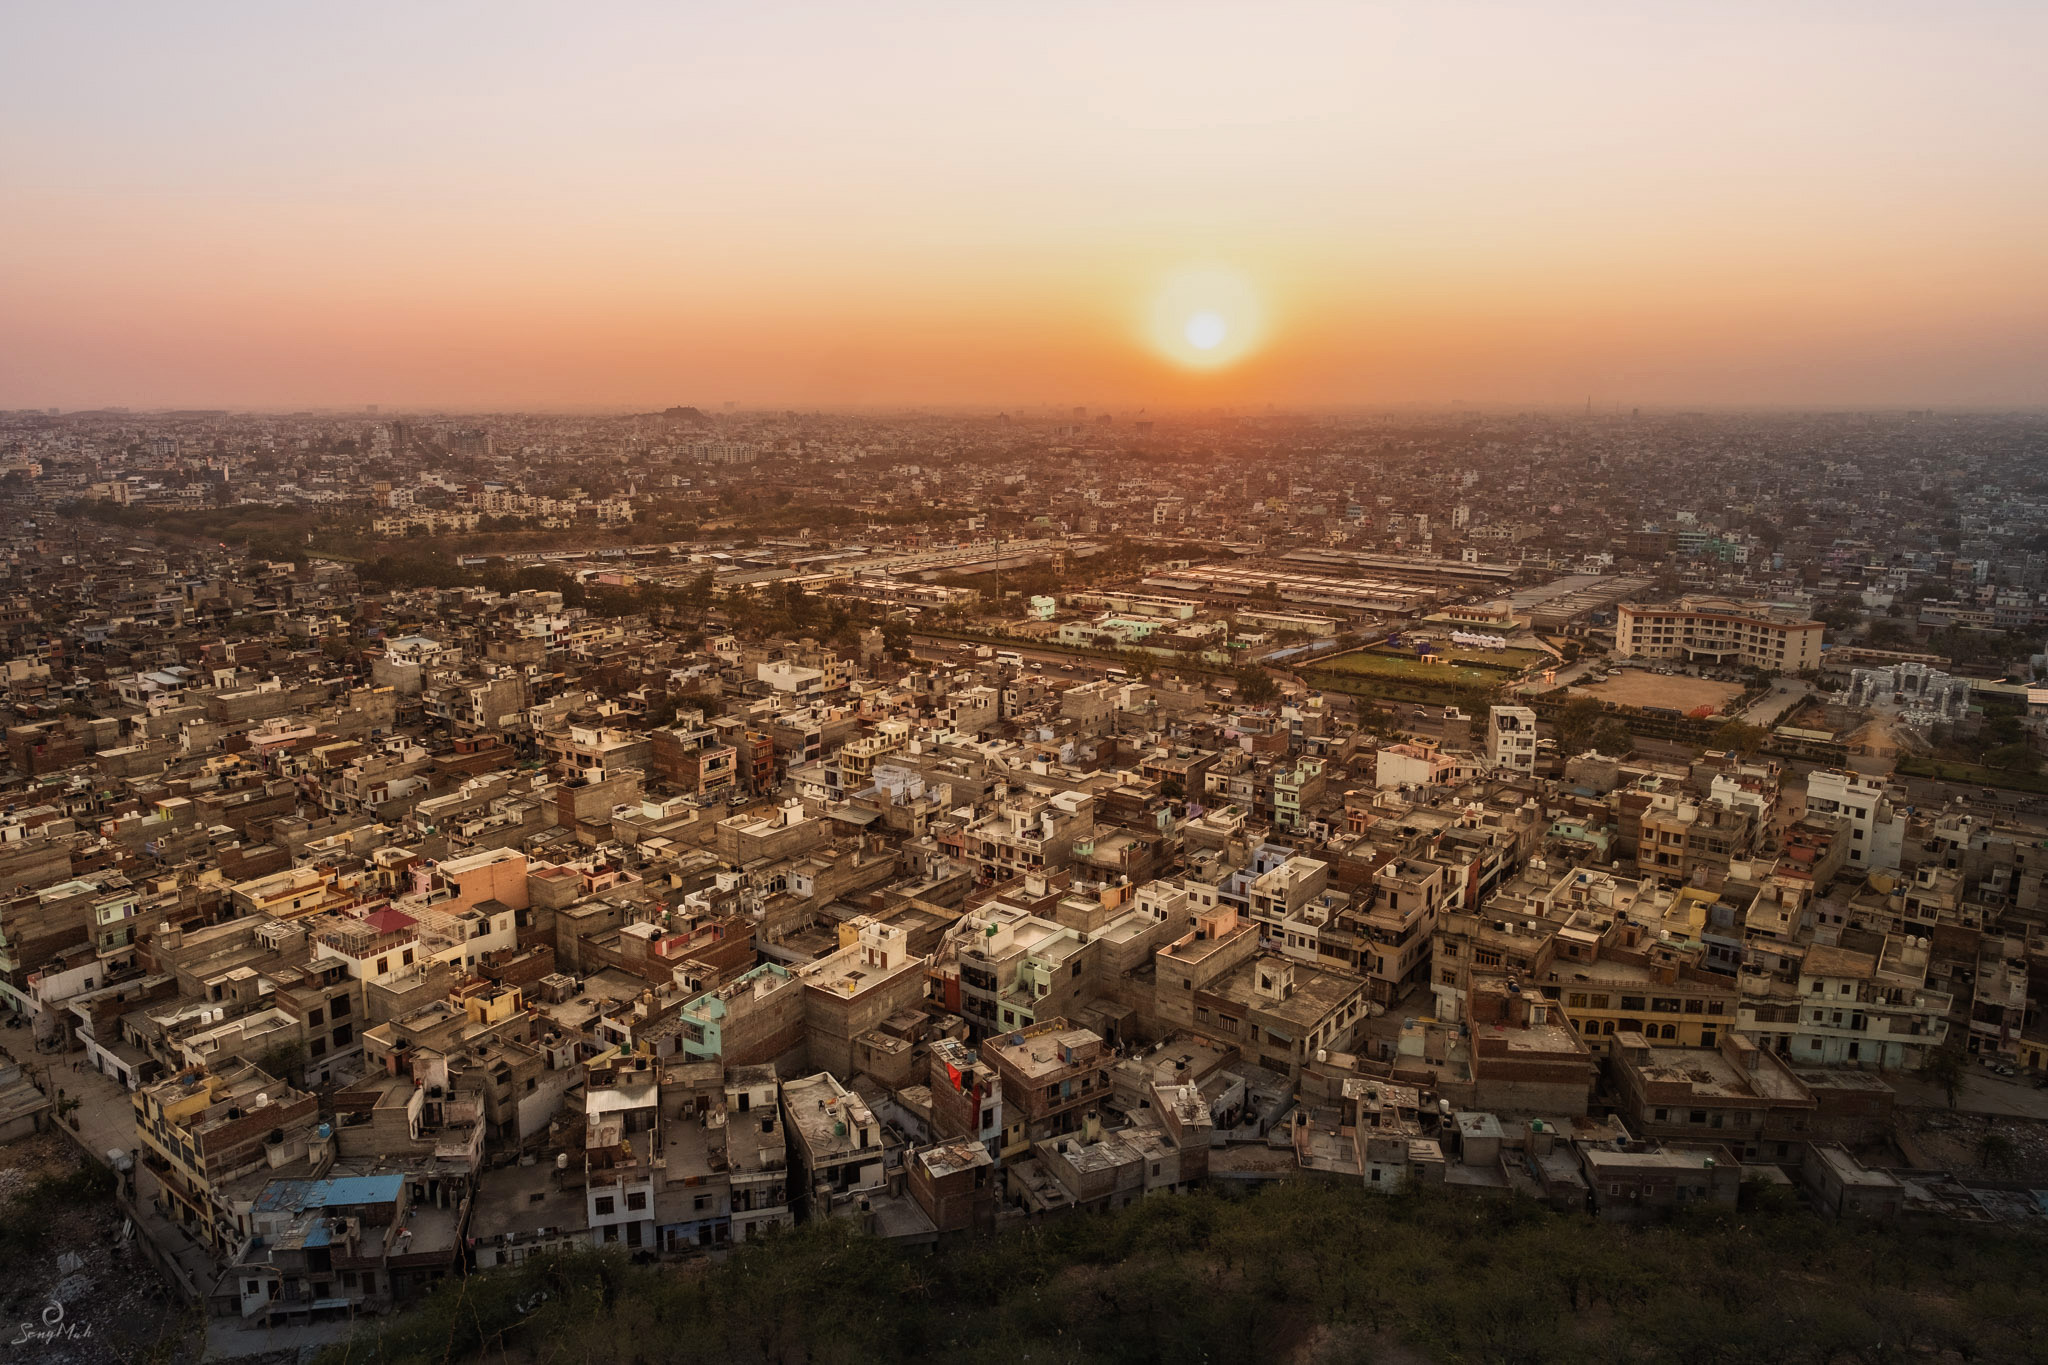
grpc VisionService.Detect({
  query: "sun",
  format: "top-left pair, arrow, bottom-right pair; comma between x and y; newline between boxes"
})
1148,267 -> 1266,371
1185,312 -> 1227,351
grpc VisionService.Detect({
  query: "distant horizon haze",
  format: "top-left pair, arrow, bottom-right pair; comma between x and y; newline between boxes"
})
5,2 -> 2045,410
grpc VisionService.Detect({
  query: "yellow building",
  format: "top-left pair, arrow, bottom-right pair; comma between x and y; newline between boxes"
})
133,1062 -> 319,1249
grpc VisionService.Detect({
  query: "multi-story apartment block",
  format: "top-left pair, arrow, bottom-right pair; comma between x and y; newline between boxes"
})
1803,770 -> 1906,875
134,1061 -> 321,1250
782,1071 -> 887,1221
722,1064 -> 793,1241
1739,935 -> 1951,1069
1488,705 -> 1539,776
983,1019 -> 1112,1157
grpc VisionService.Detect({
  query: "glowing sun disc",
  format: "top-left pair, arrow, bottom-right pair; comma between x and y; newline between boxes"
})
1146,267 -> 1265,370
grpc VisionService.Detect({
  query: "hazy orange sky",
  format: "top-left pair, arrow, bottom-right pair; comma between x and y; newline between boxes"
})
4,2 -> 2045,410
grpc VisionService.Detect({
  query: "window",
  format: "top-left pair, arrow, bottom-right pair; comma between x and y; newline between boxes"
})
332,1024 -> 353,1046
595,1196 -> 615,1216
1619,996 -> 1646,1012
331,994 -> 351,1017
308,1008 -> 324,1027
626,1191 -> 647,1211
1689,1110 -> 1707,1125
1651,998 -> 1681,1014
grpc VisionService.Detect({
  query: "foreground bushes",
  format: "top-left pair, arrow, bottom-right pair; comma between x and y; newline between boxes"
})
320,1180 -> 2048,1365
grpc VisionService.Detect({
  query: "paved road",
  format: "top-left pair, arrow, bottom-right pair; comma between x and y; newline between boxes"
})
1737,678 -> 1811,726
1890,1067 -> 2048,1121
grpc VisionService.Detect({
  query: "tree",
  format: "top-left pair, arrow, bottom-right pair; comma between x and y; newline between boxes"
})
1919,1046 -> 1966,1110
1984,742 -> 2036,775
1236,669 -> 1278,704
1977,1129 -> 2017,1173
1553,696 -> 1605,753
1712,720 -> 1769,757
1589,717 -> 1634,756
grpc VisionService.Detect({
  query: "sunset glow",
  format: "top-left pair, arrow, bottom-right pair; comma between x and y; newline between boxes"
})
3,2 -> 2046,409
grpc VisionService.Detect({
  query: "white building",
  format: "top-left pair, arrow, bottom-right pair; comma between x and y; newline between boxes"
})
1488,705 -> 1538,776
1804,769 -> 1904,874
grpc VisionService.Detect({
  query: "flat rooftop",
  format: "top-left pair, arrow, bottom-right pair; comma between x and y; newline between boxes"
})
467,1158 -> 589,1242
986,1025 -> 1102,1082
1207,958 -> 1360,1031
1630,1047 -> 1809,1102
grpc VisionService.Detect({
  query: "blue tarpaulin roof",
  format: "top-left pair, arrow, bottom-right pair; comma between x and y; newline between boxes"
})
253,1173 -> 405,1214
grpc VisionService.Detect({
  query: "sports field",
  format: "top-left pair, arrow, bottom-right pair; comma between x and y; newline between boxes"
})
1573,670 -> 1743,714
1311,649 -> 1513,689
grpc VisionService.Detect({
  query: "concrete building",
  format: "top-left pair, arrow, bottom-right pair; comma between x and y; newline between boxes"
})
1488,704 -> 1539,777
1613,597 -> 1822,672
1803,770 -> 1905,875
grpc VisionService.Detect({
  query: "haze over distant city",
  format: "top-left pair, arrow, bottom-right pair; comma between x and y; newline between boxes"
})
4,1 -> 2046,412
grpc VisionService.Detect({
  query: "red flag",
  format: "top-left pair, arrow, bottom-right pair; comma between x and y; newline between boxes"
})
945,1060 -> 964,1091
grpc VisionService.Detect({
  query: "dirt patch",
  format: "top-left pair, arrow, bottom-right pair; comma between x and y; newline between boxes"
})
0,1132 -> 200,1365
1842,716 -> 1904,757
1895,1109 -> 2048,1184
1572,670 -> 1744,715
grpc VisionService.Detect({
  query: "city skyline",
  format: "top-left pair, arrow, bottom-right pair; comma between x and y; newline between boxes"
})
5,2 -> 2047,410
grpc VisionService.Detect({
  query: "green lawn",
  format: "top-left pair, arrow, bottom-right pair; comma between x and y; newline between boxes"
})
1896,755 -> 2048,794
1311,649 -> 1515,688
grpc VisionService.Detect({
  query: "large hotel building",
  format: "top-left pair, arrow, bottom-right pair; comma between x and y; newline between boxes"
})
1613,596 -> 1823,672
